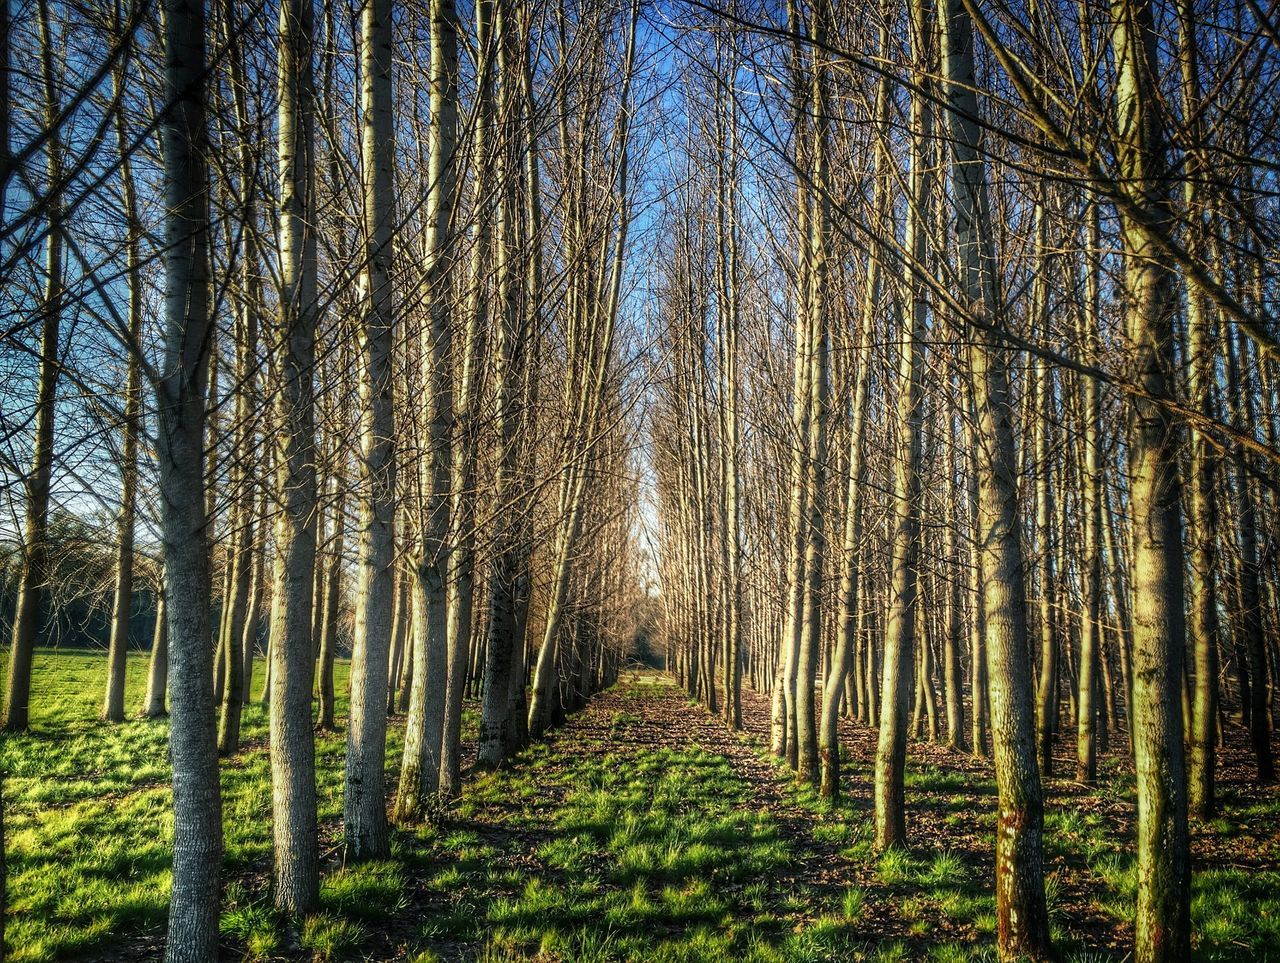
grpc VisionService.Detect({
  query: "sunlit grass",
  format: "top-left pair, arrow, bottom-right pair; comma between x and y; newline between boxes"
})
5,660 -> 1279,962
1,648 -> 378,962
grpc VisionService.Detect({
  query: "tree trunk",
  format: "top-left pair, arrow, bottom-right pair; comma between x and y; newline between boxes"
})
794,0 -> 831,785
395,0 -> 457,824
1112,0 -> 1193,952
715,29 -> 743,732
478,0 -> 531,771
821,145 -> 879,794
1103,481 -> 1137,755
141,593 -> 169,718
943,0 -> 1051,954
396,573 -> 414,714
874,0 -> 928,845
241,517 -> 264,703
776,0 -> 812,767
4,0 -> 62,734
315,508 -> 342,731
1224,327 -> 1274,781
1077,202 -> 1103,786
442,0 -> 496,797
269,0 -> 321,915
217,555 -> 246,756
215,395 -> 256,753
387,567 -> 407,715
216,0 -> 262,754
1031,196 -> 1059,778
943,418 -> 966,751
156,0 -> 222,953
343,0 -> 397,860
103,17 -> 142,723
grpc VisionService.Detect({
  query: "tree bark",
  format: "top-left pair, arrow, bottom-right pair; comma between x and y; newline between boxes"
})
1077,202 -> 1104,786
794,0 -> 831,786
441,0 -> 496,797
216,0 -> 262,754
943,409 -> 967,751
269,0 -> 321,915
1224,326 -> 1274,782
1031,196 -> 1060,779
315,503 -> 342,731
344,0 -> 397,860
478,0 -> 532,772
714,27 -> 743,732
103,11 -> 142,723
775,0 -> 812,767
942,0 -> 1052,954
156,0 -> 222,953
395,0 -> 457,824
874,0 -> 929,845
821,137 -> 880,795
1111,0 -> 1193,952
143,593 -> 169,718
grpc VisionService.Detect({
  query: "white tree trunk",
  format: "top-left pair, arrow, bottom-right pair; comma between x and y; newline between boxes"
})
156,0 -> 222,954
344,0 -> 397,860
396,0 -> 458,823
269,0 -> 320,915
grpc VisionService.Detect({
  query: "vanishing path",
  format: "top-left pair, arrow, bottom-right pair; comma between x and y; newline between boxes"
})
388,673 -> 1020,962
389,673 -> 881,962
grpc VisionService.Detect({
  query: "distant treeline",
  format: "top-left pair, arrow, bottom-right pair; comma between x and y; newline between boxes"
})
0,510 -> 306,656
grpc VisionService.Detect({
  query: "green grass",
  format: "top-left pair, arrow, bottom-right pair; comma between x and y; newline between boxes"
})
1,649 -> 389,962
744,719 -> 1280,962
4,656 -> 1280,962
417,682 -> 874,961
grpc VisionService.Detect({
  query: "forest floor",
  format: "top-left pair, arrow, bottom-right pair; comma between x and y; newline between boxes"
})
3,651 -> 1279,962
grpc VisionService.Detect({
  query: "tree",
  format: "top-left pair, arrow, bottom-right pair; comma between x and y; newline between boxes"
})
941,0 -> 1052,954
774,0 -> 814,768
269,0 -> 321,915
442,0 -> 496,798
820,49 -> 882,795
874,0 -> 930,846
1109,0 -> 1192,954
101,0 -> 143,725
792,0 -> 831,788
1076,201 -> 1104,786
1177,0 -> 1219,820
343,0 -> 398,861
478,0 -> 538,771
215,0 -> 264,756
156,0 -> 223,954
396,0 -> 458,824
4,0 -> 63,734
714,23 -> 743,732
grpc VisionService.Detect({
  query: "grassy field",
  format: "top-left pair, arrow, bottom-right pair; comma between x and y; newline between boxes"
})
2,651 -> 1278,961
2,650 -> 383,961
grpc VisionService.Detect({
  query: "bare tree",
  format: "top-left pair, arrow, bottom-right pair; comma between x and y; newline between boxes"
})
396,0 -> 458,823
269,0 -> 321,914
343,0 -> 397,860
156,0 -> 223,954
940,0 -> 1051,953
4,0 -> 63,733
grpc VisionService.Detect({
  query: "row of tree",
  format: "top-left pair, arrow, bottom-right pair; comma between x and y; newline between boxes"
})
1,0 -> 648,958
651,1 -> 1278,962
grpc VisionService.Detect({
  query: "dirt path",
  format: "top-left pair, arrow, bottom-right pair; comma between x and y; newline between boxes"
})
390,673 -> 1022,960
380,674 -> 883,961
